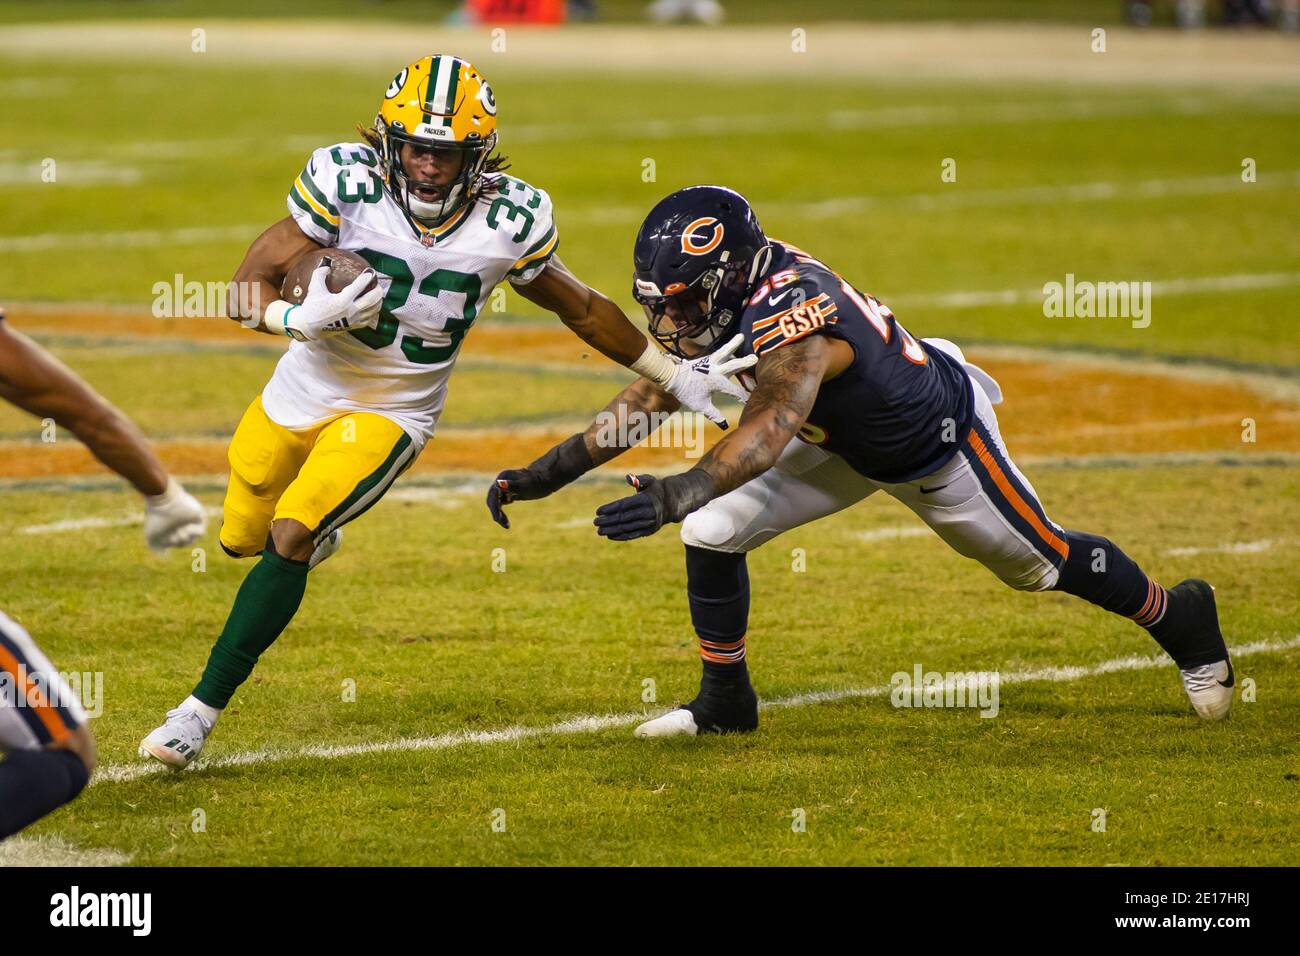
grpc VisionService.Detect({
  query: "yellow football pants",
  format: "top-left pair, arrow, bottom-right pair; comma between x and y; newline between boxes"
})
219,395 -> 417,557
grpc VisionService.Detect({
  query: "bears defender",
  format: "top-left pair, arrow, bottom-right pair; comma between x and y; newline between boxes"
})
139,56 -> 746,768
0,309 -> 206,838
491,186 -> 1236,736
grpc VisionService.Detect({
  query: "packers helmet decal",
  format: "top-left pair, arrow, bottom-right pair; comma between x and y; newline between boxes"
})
477,82 -> 497,117
385,68 -> 408,99
372,54 -> 501,227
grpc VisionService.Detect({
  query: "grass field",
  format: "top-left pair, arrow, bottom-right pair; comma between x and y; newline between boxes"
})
0,15 -> 1297,865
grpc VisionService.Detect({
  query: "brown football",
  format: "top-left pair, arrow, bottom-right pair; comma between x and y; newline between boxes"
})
280,248 -> 377,304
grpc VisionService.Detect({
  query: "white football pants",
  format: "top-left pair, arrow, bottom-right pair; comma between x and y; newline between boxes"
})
0,611 -> 86,753
681,343 -> 1069,593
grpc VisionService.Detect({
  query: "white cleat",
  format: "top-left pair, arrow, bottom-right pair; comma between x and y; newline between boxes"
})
138,705 -> 214,770
308,528 -> 342,570
1181,659 -> 1234,721
634,708 -> 699,738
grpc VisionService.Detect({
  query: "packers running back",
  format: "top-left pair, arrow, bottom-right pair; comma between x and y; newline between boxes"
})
269,63 -> 559,440
140,55 -> 750,770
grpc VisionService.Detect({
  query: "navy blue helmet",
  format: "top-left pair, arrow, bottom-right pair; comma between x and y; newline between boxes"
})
632,185 -> 773,357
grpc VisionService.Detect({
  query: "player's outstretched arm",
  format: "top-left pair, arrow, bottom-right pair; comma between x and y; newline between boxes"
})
0,314 -> 207,551
593,334 -> 834,541
515,257 -> 752,428
486,377 -> 681,529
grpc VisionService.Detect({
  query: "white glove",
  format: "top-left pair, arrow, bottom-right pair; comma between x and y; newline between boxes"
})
267,263 -> 383,342
655,334 -> 757,430
143,477 -> 207,553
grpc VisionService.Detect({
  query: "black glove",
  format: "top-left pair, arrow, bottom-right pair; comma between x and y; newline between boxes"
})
593,470 -> 715,541
487,433 -> 594,529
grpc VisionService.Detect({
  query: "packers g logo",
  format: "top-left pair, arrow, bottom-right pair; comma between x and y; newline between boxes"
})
681,217 -> 724,256
478,81 -> 497,116
385,68 -> 408,99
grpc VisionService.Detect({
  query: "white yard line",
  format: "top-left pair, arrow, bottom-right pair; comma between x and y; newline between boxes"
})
0,77 -> 72,98
577,171 -> 1300,226
1163,539 -> 1288,558
20,506 -> 222,536
0,161 -> 143,187
856,527 -> 934,543
893,270 -> 1300,311
0,224 -> 257,254
91,636 -> 1300,786
768,171 -> 1300,223
0,834 -> 132,867
7,95 -> 1293,164
15,495 -> 485,534
1051,410 -> 1300,439
384,485 -> 480,507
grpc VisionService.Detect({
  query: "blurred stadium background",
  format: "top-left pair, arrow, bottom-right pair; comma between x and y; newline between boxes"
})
0,1 -> 1296,865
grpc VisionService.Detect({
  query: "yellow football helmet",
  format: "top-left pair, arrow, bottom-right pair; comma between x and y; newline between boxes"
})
374,54 -> 499,224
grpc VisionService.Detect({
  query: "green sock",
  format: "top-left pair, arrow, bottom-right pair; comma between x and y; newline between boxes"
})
192,550 -> 310,709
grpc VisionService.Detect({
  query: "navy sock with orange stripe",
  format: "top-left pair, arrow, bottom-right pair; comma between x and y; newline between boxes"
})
0,747 -> 90,839
1054,530 -> 1203,667
685,545 -> 752,689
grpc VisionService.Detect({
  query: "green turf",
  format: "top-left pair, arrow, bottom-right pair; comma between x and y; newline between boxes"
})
2,57 -> 1297,364
3,464 -> 1297,864
1,18 -> 1297,867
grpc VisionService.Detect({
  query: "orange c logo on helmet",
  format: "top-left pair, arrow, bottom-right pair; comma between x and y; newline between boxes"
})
681,217 -> 724,256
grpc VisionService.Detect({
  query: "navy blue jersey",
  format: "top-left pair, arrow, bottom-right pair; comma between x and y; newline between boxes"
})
735,241 -> 973,483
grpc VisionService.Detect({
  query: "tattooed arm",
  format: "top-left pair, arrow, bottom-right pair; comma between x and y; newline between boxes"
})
486,376 -> 681,528
694,335 -> 831,496
593,334 -> 840,540
579,376 -> 682,466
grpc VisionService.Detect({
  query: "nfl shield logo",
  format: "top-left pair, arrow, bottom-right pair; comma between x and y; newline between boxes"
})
420,233 -> 435,248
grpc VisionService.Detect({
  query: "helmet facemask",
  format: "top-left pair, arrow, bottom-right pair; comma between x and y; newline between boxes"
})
378,123 -> 494,225
634,245 -> 773,358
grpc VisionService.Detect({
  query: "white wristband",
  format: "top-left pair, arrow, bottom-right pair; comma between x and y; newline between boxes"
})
629,339 -> 677,386
145,476 -> 181,507
261,300 -> 298,338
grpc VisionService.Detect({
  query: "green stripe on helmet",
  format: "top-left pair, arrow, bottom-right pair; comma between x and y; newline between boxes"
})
442,58 -> 460,127
422,55 -> 462,128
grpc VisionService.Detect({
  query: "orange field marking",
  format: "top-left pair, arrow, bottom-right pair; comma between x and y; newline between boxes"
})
1,308 -> 1297,480
5,305 -> 621,368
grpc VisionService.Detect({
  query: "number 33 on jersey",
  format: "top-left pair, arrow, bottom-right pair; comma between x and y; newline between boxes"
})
262,141 -> 559,445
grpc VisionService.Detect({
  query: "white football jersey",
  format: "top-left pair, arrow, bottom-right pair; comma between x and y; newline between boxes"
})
260,142 -> 560,444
